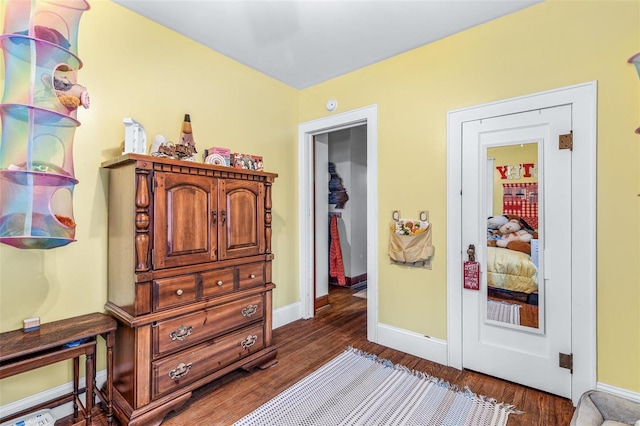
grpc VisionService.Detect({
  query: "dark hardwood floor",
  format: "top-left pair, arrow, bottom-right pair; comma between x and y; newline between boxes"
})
60,285 -> 575,425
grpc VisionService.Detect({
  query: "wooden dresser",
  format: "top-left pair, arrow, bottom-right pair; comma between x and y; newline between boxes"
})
102,154 -> 278,426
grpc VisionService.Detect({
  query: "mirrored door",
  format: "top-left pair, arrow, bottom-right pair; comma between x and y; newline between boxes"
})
461,105 -> 573,397
485,143 -> 542,332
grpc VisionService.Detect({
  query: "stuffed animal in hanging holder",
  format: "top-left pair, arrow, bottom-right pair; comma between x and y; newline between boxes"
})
42,64 -> 90,111
53,74 -> 90,109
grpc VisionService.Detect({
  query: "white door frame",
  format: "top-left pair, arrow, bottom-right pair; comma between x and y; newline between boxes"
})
298,105 -> 379,342
446,82 -> 597,405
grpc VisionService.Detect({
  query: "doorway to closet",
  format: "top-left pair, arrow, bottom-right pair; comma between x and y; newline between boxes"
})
313,126 -> 368,313
298,105 -> 379,343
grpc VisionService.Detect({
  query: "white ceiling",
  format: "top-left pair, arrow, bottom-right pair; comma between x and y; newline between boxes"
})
114,0 -> 542,90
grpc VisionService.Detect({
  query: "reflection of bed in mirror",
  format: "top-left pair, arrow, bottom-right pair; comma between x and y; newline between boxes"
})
486,213 -> 539,307
486,246 -> 538,306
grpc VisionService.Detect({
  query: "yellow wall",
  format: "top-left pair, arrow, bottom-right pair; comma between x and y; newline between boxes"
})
300,0 -> 639,391
1,0 -> 639,407
0,0 -> 299,403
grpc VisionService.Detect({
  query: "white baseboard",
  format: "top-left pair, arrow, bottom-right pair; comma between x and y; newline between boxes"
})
377,322 -> 448,366
273,301 -> 302,329
597,382 -> 640,403
0,370 -> 107,421
272,306 -> 449,368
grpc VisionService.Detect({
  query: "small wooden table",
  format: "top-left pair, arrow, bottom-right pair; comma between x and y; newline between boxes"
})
0,313 -> 117,425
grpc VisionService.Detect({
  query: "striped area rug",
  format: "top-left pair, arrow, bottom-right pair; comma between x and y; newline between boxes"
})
487,300 -> 521,325
234,347 -> 519,426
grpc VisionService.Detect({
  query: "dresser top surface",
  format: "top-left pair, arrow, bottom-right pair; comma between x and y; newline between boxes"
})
101,153 -> 278,179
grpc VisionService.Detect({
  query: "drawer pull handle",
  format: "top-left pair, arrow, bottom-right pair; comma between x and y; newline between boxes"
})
176,289 -> 183,296
217,280 -> 223,286
170,325 -> 193,341
241,335 -> 258,349
168,362 -> 192,380
241,304 -> 258,317
250,274 -> 256,279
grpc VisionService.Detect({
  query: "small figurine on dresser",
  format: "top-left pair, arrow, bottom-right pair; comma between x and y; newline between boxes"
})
233,153 -> 264,171
148,114 -> 198,161
204,146 -> 231,166
179,114 -> 195,147
178,113 -> 197,161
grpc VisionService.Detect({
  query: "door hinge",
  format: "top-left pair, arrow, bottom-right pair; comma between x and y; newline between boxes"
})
559,131 -> 573,150
559,352 -> 573,374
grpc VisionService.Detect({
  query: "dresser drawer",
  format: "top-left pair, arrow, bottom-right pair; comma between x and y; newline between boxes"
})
153,293 -> 264,357
238,262 -> 264,290
152,323 -> 265,398
201,267 -> 235,298
153,275 -> 197,311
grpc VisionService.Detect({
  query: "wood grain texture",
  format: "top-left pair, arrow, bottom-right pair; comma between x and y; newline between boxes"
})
102,156 -> 278,426
107,165 -> 137,315
0,313 -> 116,426
59,286 -> 574,425
0,313 -> 116,361
134,170 -> 150,272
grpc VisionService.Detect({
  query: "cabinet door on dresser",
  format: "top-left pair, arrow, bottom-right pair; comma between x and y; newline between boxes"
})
154,172 -> 218,269
219,179 -> 265,260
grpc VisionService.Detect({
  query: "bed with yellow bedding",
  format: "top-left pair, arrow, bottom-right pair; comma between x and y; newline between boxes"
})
486,246 -> 538,295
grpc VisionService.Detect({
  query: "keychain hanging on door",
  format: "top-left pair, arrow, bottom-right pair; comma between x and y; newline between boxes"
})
463,244 -> 480,290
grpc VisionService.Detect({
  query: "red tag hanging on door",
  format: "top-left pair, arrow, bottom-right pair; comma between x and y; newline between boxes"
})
463,261 -> 480,290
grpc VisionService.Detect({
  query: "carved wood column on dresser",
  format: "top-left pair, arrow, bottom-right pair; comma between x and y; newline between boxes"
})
101,154 -> 278,426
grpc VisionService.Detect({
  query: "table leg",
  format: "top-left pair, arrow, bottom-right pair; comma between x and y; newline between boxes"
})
73,357 -> 80,420
92,339 -> 97,410
85,344 -> 95,424
106,330 -> 114,424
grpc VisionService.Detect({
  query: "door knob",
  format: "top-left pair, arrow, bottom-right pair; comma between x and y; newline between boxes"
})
467,244 -> 476,262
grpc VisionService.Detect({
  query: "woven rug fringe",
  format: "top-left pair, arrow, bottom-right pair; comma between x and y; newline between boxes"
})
346,346 -> 523,415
